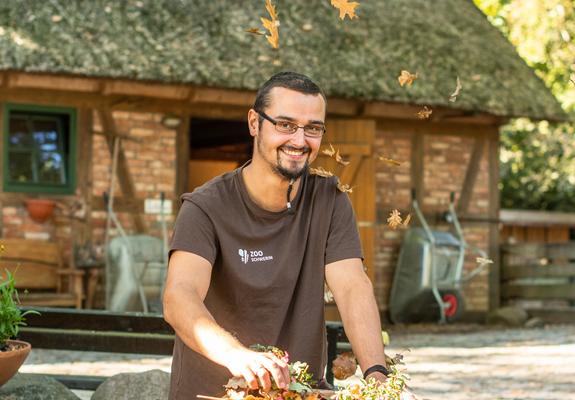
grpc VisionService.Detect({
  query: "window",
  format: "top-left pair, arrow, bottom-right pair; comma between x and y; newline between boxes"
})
3,104 -> 76,194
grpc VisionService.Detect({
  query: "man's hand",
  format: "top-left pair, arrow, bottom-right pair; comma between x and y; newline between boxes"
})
225,348 -> 290,391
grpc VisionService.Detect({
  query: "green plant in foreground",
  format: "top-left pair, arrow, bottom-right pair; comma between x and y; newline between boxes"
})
335,366 -> 410,400
0,268 -> 39,350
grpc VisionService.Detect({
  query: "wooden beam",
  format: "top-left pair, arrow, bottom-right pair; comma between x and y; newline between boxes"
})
364,102 -> 504,125
411,132 -> 424,206
377,119 -> 499,137
502,263 -> 575,280
7,73 -> 100,92
175,115 -> 191,198
0,72 -> 509,124
457,136 -> 485,214
487,129 -> 501,311
97,108 -> 146,233
500,209 -> 575,227
502,283 -> 575,300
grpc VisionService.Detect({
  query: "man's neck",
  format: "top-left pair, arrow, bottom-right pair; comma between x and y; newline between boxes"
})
242,161 -> 301,212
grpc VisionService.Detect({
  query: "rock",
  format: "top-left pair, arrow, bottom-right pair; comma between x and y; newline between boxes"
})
0,373 -> 80,399
486,306 -> 529,327
91,369 -> 169,400
524,317 -> 545,328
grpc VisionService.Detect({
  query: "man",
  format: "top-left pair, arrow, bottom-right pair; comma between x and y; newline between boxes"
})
164,72 -> 409,399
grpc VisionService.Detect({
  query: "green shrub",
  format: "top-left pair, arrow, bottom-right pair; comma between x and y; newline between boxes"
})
0,268 -> 39,350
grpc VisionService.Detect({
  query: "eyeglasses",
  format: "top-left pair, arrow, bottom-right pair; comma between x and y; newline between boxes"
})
256,110 -> 326,138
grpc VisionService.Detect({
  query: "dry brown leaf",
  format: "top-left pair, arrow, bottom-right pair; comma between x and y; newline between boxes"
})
332,351 -> 357,380
378,156 -> 402,166
322,143 -> 336,157
402,213 -> 412,228
335,149 -> 350,166
309,166 -> 334,177
261,0 -> 279,49
330,0 -> 360,20
449,76 -> 462,102
398,70 -> 418,87
387,209 -> 402,229
416,106 -> 432,119
476,257 -> 494,265
246,27 -> 265,35
337,180 -> 354,193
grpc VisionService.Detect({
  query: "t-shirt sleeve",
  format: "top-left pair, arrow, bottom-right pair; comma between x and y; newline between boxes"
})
169,200 -> 218,265
324,191 -> 363,265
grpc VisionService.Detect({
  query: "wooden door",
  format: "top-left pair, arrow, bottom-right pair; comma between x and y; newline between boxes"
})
312,119 -> 376,281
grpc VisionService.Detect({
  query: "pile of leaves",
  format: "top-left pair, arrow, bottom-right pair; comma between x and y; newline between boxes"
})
223,345 -> 410,400
224,345 -> 318,400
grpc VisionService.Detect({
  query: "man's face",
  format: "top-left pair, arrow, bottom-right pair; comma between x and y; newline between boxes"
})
249,87 -> 326,180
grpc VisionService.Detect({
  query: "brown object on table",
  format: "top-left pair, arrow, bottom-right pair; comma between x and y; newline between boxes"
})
331,351 -> 357,380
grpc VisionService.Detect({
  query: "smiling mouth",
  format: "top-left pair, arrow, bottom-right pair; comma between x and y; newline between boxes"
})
280,147 -> 309,157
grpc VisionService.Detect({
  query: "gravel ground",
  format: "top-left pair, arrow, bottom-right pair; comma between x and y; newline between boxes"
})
20,324 -> 575,400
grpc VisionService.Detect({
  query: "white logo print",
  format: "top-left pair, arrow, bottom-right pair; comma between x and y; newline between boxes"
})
238,249 -> 249,264
237,248 -> 274,264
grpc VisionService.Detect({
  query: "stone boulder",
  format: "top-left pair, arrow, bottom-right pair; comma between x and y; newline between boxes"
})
486,306 -> 529,327
0,373 -> 80,399
92,369 -> 170,400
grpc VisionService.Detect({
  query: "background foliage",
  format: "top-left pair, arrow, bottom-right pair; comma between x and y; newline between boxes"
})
475,0 -> 575,211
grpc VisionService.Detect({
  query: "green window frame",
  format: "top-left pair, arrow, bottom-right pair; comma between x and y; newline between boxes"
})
3,103 -> 77,194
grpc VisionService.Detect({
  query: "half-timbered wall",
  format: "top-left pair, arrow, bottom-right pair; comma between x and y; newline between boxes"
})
374,121 -> 494,313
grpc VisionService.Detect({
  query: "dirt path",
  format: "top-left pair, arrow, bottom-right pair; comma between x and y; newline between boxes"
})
20,324 -> 575,400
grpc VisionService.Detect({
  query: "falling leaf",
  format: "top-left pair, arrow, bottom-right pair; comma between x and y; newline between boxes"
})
332,352 -> 357,380
398,70 -> 418,87
261,0 -> 280,49
378,156 -> 402,166
476,257 -> 494,265
337,180 -> 354,193
402,213 -> 412,228
471,74 -> 482,81
246,27 -> 265,36
330,0 -> 360,20
309,166 -> 334,177
51,15 -> 62,23
335,149 -> 350,166
322,143 -> 336,157
449,76 -> 462,102
416,106 -> 432,119
387,209 -> 403,229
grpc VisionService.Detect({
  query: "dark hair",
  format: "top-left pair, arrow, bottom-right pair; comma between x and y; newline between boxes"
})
253,72 -> 327,115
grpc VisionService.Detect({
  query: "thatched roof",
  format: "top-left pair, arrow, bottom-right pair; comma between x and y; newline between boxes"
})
0,0 -> 565,120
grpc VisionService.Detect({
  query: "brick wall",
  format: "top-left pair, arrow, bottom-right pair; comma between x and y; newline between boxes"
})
1,110 -> 178,269
91,110 -> 177,243
374,127 -> 491,313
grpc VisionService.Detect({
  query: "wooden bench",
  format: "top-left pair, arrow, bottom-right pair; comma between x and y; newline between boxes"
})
0,238 -> 84,309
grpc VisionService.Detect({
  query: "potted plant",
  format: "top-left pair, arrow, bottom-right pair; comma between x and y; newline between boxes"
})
23,198 -> 56,223
0,268 -> 39,387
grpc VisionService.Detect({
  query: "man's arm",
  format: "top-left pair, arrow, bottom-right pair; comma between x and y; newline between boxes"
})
163,250 -> 289,390
325,258 -> 387,379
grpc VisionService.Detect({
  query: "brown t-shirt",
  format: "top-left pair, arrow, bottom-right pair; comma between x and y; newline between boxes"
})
168,164 -> 362,400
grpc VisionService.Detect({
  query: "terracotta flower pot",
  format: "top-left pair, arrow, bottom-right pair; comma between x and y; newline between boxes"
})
24,199 -> 55,223
0,339 -> 31,387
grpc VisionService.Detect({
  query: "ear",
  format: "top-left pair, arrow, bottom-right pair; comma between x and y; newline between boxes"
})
247,109 -> 259,138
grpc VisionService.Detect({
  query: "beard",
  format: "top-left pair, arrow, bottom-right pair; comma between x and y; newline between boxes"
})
274,158 -> 310,181
256,136 -> 310,181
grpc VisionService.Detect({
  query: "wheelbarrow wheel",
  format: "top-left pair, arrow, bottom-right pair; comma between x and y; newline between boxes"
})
441,291 -> 465,322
